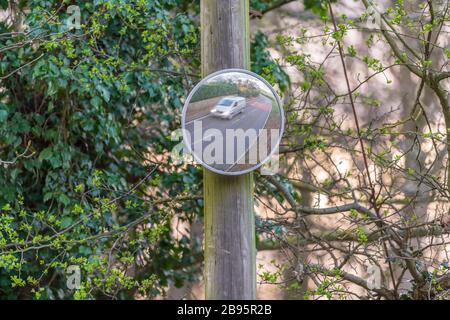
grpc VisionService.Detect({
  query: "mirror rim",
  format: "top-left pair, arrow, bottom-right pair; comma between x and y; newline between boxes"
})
181,68 -> 285,176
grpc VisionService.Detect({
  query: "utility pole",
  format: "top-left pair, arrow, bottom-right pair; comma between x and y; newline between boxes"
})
201,0 -> 256,300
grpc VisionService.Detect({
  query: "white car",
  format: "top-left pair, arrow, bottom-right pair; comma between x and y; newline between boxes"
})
210,96 -> 246,119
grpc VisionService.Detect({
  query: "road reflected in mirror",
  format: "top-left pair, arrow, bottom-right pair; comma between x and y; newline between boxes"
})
182,70 -> 284,175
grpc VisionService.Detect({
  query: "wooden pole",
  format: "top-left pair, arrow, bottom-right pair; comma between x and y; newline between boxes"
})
201,0 -> 256,300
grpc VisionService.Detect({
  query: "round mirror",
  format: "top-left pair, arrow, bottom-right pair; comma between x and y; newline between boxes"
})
182,69 -> 284,175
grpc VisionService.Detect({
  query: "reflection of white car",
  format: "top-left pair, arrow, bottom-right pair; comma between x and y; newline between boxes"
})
210,96 -> 246,119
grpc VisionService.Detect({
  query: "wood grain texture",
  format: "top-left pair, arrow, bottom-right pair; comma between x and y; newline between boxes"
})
201,0 -> 256,300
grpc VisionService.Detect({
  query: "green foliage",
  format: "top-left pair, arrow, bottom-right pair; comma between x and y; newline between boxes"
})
304,0 -> 335,19
190,81 -> 259,102
250,0 -> 335,18
0,0 -> 202,299
251,31 -> 289,93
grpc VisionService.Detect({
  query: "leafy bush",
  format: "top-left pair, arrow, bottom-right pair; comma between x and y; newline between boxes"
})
0,0 -> 202,299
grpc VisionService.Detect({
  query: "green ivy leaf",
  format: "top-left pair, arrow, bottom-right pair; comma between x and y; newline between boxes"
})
38,147 -> 53,162
58,194 -> 71,206
60,216 -> 73,229
0,110 -> 8,123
